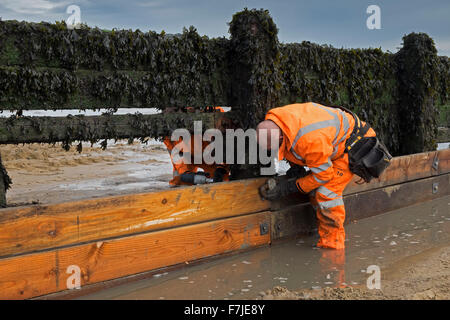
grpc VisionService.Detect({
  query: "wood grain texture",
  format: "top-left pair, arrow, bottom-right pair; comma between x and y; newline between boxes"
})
345,148 -> 450,194
344,173 -> 449,222
0,178 -> 269,258
0,211 -> 271,299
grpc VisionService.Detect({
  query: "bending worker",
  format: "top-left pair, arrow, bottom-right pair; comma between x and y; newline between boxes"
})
257,102 -> 391,250
163,106 -> 229,186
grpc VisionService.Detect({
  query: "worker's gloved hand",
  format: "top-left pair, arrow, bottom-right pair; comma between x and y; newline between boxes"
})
213,167 -> 228,182
259,176 -> 299,201
286,165 -> 309,179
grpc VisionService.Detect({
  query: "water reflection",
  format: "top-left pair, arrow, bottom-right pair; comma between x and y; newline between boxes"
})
78,195 -> 450,300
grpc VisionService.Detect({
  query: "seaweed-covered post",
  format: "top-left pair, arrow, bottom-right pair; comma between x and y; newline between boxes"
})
396,33 -> 440,155
227,8 -> 283,179
0,156 -> 11,207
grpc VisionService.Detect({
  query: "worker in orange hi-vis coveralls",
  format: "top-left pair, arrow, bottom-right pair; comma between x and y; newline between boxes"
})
256,102 -> 377,250
163,106 -> 230,186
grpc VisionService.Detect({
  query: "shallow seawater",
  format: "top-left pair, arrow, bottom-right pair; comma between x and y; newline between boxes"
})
77,195 -> 450,300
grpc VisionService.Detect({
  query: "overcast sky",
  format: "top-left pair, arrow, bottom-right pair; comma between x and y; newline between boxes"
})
0,0 -> 449,56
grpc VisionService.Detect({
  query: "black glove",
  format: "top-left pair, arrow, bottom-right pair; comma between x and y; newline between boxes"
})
180,171 -> 211,184
195,171 -> 210,177
259,176 -> 299,201
286,164 -> 309,179
213,167 -> 228,182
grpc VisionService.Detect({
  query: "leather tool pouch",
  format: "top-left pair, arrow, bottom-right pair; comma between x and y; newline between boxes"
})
331,106 -> 393,183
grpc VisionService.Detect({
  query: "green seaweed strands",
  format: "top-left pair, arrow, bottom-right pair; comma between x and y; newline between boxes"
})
0,112 -> 219,145
437,57 -> 450,127
396,32 -> 440,154
0,20 -> 230,111
228,8 -> 283,129
0,66 -> 78,111
0,64 -> 229,112
438,56 -> 450,105
279,41 -> 401,154
0,19 -> 227,72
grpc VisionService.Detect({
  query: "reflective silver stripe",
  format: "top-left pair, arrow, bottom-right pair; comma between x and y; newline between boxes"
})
293,119 -> 337,144
291,103 -> 341,163
317,186 -> 339,199
319,197 -> 344,210
173,170 -> 179,177
337,110 -> 350,145
291,119 -> 337,162
312,103 -> 340,145
313,175 -> 330,184
310,158 -> 332,174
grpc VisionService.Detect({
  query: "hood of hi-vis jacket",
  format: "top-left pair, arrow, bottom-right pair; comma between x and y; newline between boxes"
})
265,102 -> 371,194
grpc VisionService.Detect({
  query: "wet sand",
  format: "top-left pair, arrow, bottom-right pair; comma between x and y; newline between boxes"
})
76,195 -> 450,300
0,140 -> 173,206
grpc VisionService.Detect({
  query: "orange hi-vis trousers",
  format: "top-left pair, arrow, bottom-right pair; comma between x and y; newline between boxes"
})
308,153 -> 354,249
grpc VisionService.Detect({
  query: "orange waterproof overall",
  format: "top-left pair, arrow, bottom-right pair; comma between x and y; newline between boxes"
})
163,107 -> 229,186
266,102 -> 376,249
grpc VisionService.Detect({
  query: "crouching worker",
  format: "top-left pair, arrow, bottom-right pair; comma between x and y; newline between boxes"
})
163,136 -> 229,186
257,102 -> 392,249
163,106 -> 230,186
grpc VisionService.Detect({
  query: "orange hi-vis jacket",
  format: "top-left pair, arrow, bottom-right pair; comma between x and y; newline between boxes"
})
266,102 -> 376,194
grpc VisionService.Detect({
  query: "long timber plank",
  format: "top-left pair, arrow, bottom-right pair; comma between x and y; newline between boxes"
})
0,178 -> 269,258
344,173 -> 449,222
0,211 -> 271,299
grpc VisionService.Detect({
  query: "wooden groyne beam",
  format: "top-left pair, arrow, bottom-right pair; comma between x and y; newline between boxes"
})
0,149 -> 448,299
0,112 -> 220,144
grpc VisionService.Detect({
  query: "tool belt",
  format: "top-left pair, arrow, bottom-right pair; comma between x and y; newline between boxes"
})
331,106 -> 392,183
